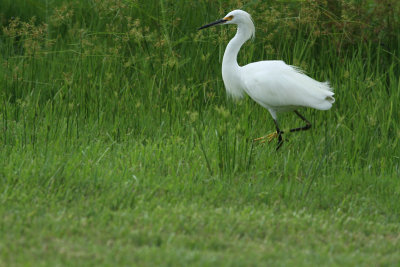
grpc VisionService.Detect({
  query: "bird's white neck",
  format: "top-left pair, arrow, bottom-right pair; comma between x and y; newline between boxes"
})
222,24 -> 252,68
221,24 -> 253,98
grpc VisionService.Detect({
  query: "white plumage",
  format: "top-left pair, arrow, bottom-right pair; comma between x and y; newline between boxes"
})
241,61 -> 334,119
199,9 -> 335,149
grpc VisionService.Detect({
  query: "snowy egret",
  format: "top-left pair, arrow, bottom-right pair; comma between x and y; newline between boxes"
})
199,10 -> 335,150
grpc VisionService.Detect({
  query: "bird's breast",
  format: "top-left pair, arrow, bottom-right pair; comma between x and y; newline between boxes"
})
222,65 -> 245,99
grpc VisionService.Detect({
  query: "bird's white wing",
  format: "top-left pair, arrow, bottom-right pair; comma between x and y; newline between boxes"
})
241,60 -> 334,112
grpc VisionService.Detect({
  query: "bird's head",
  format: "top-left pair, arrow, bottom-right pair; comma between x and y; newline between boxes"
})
198,10 -> 255,39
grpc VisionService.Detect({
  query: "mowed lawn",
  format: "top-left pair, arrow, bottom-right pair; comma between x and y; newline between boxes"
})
1,0 -> 400,266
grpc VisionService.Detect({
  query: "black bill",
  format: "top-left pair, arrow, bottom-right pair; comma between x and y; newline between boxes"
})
198,19 -> 227,30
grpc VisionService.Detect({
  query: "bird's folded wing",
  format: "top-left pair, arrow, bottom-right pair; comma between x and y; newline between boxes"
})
241,61 -> 334,111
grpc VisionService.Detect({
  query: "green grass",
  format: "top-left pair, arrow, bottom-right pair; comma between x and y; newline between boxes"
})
1,0 -> 400,266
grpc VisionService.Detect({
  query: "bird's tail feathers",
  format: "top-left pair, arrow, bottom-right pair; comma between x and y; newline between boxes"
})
319,81 -> 335,104
321,81 -> 334,92
289,67 -> 335,109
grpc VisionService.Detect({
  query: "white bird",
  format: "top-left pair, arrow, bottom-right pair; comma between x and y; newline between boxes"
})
199,10 -> 335,150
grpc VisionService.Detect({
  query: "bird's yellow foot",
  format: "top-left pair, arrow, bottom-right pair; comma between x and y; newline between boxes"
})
253,131 -> 279,144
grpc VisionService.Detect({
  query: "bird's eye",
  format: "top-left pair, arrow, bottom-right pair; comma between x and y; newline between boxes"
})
224,15 -> 234,21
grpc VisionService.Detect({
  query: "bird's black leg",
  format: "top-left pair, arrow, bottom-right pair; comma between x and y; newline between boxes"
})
289,110 -> 312,132
273,119 -> 284,150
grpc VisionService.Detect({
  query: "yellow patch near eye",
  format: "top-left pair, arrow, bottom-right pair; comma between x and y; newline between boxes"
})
224,15 -> 233,21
